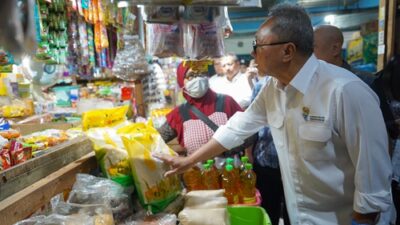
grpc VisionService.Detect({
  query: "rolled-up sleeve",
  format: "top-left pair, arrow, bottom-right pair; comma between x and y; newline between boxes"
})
214,84 -> 269,150
338,81 -> 393,213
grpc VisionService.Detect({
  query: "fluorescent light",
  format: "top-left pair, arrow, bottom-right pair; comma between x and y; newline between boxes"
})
118,1 -> 129,8
324,15 -> 335,24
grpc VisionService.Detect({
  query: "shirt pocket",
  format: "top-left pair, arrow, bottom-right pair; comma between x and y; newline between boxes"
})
298,121 -> 334,161
267,112 -> 284,129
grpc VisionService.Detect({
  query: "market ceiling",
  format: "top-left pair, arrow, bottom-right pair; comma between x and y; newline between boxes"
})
229,0 -> 379,34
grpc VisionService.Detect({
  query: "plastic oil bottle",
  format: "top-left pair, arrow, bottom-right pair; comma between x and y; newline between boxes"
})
239,156 -> 249,172
207,159 -> 221,188
240,163 -> 257,204
222,164 -> 240,204
183,163 -> 204,191
202,163 -> 220,190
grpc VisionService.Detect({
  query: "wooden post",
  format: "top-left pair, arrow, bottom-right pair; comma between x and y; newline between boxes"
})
377,0 -> 397,70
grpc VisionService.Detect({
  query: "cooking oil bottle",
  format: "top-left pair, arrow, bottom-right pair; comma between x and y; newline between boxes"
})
183,163 -> 204,191
240,163 -> 257,204
222,164 -> 240,204
202,163 -> 220,190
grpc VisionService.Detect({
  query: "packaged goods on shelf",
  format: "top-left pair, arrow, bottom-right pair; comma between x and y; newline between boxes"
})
121,122 -> 181,214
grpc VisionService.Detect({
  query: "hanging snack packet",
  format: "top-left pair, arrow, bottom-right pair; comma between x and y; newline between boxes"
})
146,23 -> 184,58
121,122 -> 181,214
142,6 -> 180,23
184,22 -> 225,59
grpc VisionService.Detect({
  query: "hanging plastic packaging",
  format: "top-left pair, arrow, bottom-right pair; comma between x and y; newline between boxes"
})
184,22 -> 225,59
142,6 -> 180,23
112,35 -> 149,81
146,23 -> 185,58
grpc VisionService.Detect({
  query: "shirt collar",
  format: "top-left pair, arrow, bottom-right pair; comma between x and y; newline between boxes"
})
289,54 -> 319,95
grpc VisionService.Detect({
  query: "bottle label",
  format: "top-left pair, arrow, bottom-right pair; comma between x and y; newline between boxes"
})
233,195 -> 239,204
243,196 -> 256,204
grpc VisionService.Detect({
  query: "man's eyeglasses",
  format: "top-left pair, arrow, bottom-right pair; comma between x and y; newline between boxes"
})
252,40 -> 291,53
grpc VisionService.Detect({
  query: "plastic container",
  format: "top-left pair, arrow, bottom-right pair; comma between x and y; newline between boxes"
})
228,206 -> 271,225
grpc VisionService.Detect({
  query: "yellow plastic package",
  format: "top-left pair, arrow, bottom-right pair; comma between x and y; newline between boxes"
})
121,122 -> 181,213
82,105 -> 128,131
86,126 -> 133,187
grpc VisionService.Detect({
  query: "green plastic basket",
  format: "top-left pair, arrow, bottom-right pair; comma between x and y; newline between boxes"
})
228,206 -> 272,225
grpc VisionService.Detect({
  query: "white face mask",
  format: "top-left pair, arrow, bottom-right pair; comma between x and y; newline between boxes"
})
184,77 -> 209,98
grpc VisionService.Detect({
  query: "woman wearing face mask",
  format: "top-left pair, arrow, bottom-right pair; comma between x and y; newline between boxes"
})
158,62 -> 243,156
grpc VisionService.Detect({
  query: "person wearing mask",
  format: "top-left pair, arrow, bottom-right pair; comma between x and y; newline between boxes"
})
155,3 -> 393,225
157,62 -> 247,156
314,25 -> 399,152
209,53 -> 253,109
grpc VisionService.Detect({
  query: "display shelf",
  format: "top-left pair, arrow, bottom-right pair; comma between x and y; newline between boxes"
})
0,152 -> 97,225
0,135 -> 93,201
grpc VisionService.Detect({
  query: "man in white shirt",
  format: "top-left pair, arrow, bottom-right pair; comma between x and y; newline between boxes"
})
209,53 -> 253,109
156,3 -> 393,225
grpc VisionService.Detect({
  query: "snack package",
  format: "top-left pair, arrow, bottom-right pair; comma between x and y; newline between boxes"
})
21,129 -> 69,151
184,22 -> 225,59
146,23 -> 184,58
82,105 -> 129,131
9,140 -> 32,166
182,7 -> 218,24
68,174 -> 133,223
121,122 -> 181,214
0,148 -> 11,171
142,6 -> 180,23
86,127 -> 133,187
0,129 -> 21,139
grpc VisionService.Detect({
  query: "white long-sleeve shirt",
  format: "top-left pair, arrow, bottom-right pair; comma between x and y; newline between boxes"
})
214,55 -> 393,225
209,72 -> 252,109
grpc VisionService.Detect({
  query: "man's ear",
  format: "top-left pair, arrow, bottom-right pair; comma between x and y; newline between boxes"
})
282,43 -> 296,62
332,42 -> 342,57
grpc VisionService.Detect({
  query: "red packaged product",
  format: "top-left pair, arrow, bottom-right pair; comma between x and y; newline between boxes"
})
0,148 -> 11,170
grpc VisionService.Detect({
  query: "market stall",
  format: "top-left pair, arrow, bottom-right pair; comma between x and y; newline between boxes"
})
0,0 -> 269,225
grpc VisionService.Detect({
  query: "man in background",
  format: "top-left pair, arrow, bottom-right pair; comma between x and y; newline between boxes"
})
314,25 -> 399,147
209,53 -> 253,109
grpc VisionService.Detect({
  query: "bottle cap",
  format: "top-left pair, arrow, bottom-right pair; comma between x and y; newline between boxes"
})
207,159 -> 214,165
245,163 -> 253,170
203,163 -> 210,169
226,164 -> 234,171
226,158 -> 234,164
241,156 -> 249,162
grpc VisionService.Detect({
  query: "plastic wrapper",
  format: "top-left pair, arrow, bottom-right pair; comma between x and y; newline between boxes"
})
182,7 -> 218,24
146,24 -> 184,58
53,202 -> 114,225
121,122 -> 181,214
0,129 -> 21,139
123,212 -> 177,225
112,35 -> 149,81
21,129 -> 69,151
86,126 -> 133,187
68,174 -> 133,223
0,148 -> 11,171
184,22 -> 225,59
82,105 -> 129,131
178,190 -> 229,225
141,6 -> 180,23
